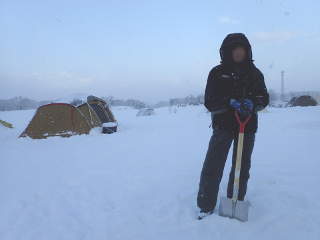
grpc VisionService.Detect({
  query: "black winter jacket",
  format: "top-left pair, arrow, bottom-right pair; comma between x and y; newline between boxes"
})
204,33 -> 269,133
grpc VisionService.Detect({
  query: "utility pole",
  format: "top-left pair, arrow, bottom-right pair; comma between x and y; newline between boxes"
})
281,70 -> 285,101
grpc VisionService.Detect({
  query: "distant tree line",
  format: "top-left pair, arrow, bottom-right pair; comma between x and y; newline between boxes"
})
169,94 -> 204,107
70,98 -> 85,106
1,91 -> 318,111
0,96 -> 148,111
0,97 -> 50,111
102,97 -> 147,109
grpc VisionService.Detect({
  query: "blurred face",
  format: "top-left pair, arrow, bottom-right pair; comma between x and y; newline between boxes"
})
232,46 -> 247,63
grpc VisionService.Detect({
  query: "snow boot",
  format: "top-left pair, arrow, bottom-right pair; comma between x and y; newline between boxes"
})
198,210 -> 214,220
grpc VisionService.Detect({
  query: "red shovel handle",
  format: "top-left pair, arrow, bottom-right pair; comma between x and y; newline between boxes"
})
235,111 -> 251,133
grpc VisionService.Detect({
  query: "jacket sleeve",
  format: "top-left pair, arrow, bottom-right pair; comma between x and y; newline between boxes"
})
204,68 -> 230,113
251,69 -> 269,112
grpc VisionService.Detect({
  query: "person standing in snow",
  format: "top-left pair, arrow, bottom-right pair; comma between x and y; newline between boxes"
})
197,33 -> 269,218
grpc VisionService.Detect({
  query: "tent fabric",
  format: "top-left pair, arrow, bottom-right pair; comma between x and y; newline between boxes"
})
77,103 -> 102,128
20,95 -> 118,139
104,106 -> 116,122
86,100 -> 118,134
87,95 -> 106,104
20,103 -> 91,139
89,99 -> 118,134
86,95 -> 116,123
89,103 -> 112,123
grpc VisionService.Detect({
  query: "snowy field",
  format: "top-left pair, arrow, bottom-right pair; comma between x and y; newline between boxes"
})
0,105 -> 319,240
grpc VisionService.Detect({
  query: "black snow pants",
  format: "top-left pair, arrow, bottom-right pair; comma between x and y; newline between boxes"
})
197,128 -> 255,212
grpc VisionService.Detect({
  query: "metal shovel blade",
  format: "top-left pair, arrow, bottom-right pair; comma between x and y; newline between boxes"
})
218,197 -> 249,222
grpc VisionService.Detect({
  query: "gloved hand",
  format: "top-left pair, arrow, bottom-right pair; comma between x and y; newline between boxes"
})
229,99 -> 242,112
242,98 -> 254,112
230,98 -> 254,116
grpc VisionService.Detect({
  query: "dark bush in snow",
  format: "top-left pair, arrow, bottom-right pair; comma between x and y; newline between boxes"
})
136,108 -> 155,117
70,98 -> 84,106
287,95 -> 318,107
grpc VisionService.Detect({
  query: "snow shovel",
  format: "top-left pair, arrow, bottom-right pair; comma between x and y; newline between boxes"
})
218,111 -> 251,222
0,119 -> 13,128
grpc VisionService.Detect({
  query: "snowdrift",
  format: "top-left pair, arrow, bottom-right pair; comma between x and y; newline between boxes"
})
0,106 -> 319,240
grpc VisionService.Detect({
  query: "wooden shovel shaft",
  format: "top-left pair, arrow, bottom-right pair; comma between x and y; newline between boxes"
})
232,112 -> 251,202
232,132 -> 244,201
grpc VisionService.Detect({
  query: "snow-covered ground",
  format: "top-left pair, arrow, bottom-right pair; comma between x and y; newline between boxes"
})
0,106 -> 319,240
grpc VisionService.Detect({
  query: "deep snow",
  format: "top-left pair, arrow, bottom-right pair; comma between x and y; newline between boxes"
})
0,106 -> 319,240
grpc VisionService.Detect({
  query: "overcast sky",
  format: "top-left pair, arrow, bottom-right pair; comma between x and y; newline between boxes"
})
1,0 -> 319,103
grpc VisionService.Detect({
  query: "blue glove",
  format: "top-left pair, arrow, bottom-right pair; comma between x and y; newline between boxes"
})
242,98 -> 254,112
230,99 -> 242,112
230,98 -> 254,116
